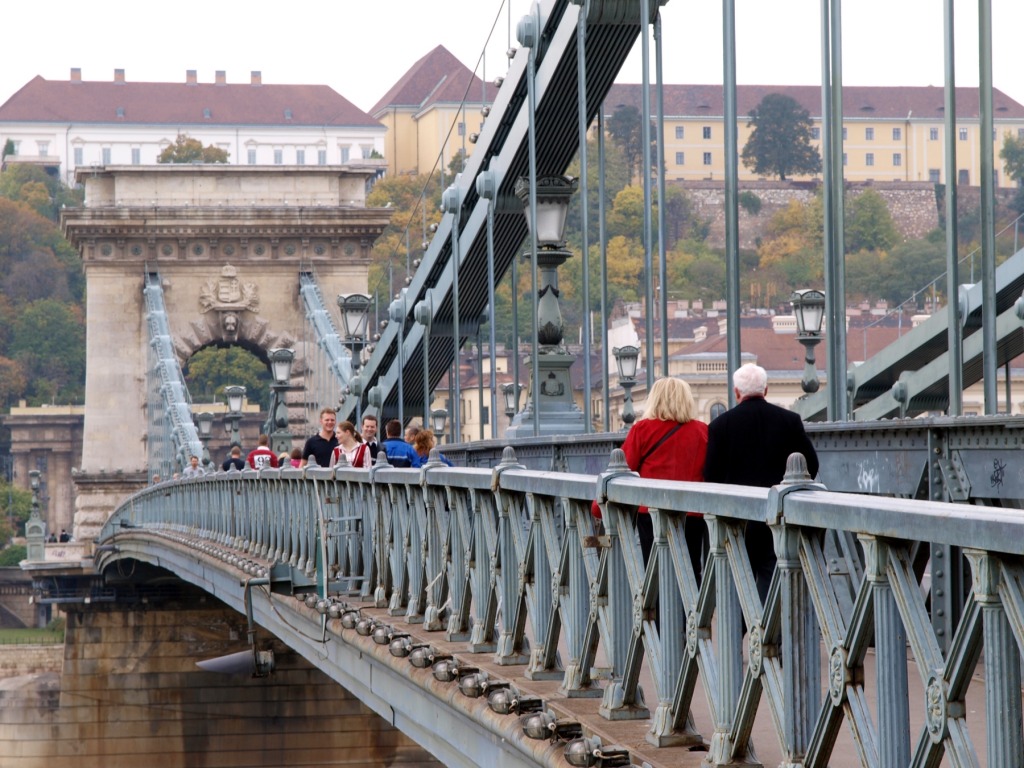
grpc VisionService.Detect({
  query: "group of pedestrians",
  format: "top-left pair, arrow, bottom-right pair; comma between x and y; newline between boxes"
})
604,363 -> 818,603
293,408 -> 451,469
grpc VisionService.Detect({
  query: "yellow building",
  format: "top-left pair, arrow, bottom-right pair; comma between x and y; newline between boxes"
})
371,46 -> 491,178
606,83 -> 1024,188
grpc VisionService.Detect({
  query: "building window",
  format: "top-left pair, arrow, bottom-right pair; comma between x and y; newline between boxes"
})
959,127 -> 968,141
958,169 -> 970,185
703,152 -> 712,165
273,149 -> 283,164
930,127 -> 939,141
247,149 -> 257,165
929,168 -> 941,182
317,149 -> 327,165
811,127 -> 820,140
675,152 -> 684,165
341,147 -> 350,163
73,147 -> 83,165
458,122 -> 465,136
1019,128 -> 1024,139
865,127 -> 874,140
675,126 -> 684,139
102,147 -> 111,164
842,127 -> 847,140
296,149 -> 305,165
360,144 -> 373,158
710,402 -> 727,420
702,126 -> 711,140
892,127 -> 902,140
893,153 -> 902,167
37,141 -> 49,156
843,153 -> 848,166
9,140 -> 19,155
131,148 -> 141,165
865,153 -> 874,167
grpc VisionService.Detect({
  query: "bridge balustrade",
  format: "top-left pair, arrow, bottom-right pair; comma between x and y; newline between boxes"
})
101,448 -> 1024,767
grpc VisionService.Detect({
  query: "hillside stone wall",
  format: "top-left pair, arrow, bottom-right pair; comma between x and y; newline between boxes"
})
678,180 -> 1001,250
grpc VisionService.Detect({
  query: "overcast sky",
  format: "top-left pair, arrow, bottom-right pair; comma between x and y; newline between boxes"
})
2,1 -> 1023,116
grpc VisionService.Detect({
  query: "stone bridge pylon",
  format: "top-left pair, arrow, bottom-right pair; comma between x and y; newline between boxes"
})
61,165 -> 392,539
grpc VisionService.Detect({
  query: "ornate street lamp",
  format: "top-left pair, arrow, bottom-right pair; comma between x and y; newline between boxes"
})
224,385 -> 246,449
501,383 -> 523,424
506,174 -> 586,438
613,345 -> 640,430
791,289 -> 826,394
196,411 -> 214,468
338,293 -> 371,425
264,348 -> 294,455
430,408 -> 449,443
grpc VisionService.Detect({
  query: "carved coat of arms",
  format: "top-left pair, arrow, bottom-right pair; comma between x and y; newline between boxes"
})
199,264 -> 260,340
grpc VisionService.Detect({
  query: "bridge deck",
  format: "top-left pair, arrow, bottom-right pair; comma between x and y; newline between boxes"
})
339,601 -> 984,767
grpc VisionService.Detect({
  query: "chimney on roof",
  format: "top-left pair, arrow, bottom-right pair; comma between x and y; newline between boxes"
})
186,70 -> 197,85
251,71 -> 262,86
215,70 -> 226,85
114,69 -> 125,83
70,68 -> 82,82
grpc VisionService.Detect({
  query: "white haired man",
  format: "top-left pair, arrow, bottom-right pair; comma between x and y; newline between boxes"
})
704,363 -> 819,604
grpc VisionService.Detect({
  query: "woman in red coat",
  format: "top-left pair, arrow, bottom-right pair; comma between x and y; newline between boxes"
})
610,376 -> 708,580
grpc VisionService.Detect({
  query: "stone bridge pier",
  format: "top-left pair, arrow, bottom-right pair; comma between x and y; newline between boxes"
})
0,576 -> 440,767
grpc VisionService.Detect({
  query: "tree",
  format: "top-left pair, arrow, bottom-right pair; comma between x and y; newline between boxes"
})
607,104 -> 655,183
999,132 -> 1024,214
158,134 -> 229,164
184,346 -> 271,405
0,480 -> 32,544
9,299 -> 86,404
741,93 -> 822,181
845,189 -> 899,252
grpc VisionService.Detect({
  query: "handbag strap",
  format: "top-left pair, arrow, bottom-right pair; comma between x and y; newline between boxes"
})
635,423 -> 683,473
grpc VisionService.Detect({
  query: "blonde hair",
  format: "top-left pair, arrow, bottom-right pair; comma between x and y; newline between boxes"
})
639,377 -> 697,423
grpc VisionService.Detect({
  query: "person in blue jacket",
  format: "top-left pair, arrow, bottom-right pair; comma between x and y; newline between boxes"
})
379,419 -> 422,468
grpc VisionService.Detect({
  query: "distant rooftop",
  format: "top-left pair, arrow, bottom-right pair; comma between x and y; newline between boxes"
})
0,69 -> 379,128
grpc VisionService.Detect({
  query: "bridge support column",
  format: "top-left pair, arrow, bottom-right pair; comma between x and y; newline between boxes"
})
0,588 -> 441,767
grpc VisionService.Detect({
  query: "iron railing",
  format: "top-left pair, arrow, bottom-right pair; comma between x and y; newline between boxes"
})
100,446 -> 1024,767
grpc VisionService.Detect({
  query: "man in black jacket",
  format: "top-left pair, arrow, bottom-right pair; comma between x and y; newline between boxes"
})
704,363 -> 819,604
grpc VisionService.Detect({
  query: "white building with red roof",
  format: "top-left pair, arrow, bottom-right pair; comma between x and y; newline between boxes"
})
0,68 -> 386,185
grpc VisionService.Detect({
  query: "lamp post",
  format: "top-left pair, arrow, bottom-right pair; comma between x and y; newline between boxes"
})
501,383 -> 522,424
224,385 -> 246,450
613,345 -> 640,430
339,293 -> 371,424
431,408 -> 448,444
264,348 -> 294,455
791,289 -> 826,394
506,174 -> 586,437
196,411 -> 214,469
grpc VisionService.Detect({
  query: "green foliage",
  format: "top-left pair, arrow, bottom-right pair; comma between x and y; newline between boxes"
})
0,480 -> 32,542
563,134 -> 632,240
365,173 -> 444,310
157,134 -> 229,163
0,165 -> 83,221
606,105 -> 656,183
184,346 -> 272,406
739,190 -> 762,215
845,189 -> 899,252
741,94 -> 822,181
999,131 -> 1024,185
0,545 -> 27,566
1,140 -> 13,159
9,299 -> 85,404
